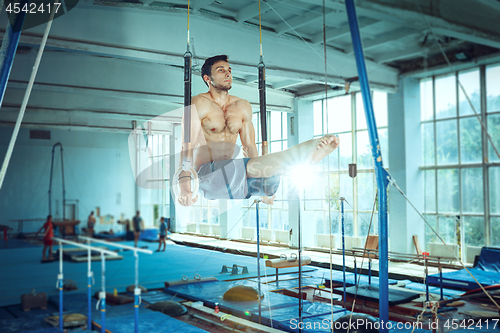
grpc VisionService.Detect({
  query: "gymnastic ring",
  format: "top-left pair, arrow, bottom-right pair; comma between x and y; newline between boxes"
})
181,275 -> 189,281
290,253 -> 297,260
194,274 -> 201,280
172,166 -> 199,198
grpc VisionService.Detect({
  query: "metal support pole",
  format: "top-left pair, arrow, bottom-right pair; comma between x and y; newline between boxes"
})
345,1 -> 389,330
58,241 -> 63,330
368,258 -> 372,285
438,259 -> 444,301
298,196 -> 303,333
258,57 -> 268,156
256,200 -> 262,324
100,252 -> 106,333
354,255 -> 357,285
0,2 -> 28,106
424,252 -> 429,302
87,242 -> 93,330
341,198 -> 346,305
134,252 -> 140,333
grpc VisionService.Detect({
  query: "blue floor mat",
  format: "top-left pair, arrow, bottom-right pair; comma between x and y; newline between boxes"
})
404,282 -> 463,297
428,247 -> 500,290
93,232 -> 126,240
48,292 -> 150,320
427,268 -> 500,290
17,329 -> 63,333
0,239 -> 40,250
93,311 -> 209,333
324,269 -> 397,287
0,307 -> 14,320
0,317 -> 55,332
127,290 -> 185,304
5,304 -> 58,320
165,279 -> 348,330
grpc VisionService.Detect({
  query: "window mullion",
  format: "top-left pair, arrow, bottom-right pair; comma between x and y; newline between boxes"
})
480,65 -> 491,246
352,92 -> 358,237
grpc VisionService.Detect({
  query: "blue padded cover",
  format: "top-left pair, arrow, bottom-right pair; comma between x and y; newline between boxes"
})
404,282 -> 463,297
476,247 -> 500,272
427,267 -> 500,290
93,232 -> 126,240
140,228 -> 158,241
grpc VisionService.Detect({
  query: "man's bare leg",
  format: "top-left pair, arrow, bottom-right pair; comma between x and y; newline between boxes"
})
246,135 -> 339,178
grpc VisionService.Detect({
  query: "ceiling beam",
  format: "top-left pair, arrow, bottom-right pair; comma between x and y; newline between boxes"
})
191,0 -> 214,10
276,8 -> 332,35
271,80 -> 302,89
476,0 -> 500,11
344,29 -> 420,54
324,0 -> 500,50
374,45 -> 428,64
311,17 -> 378,44
0,120 -> 172,134
0,106 -> 182,123
236,1 -> 260,23
7,80 -> 184,104
431,27 -> 500,49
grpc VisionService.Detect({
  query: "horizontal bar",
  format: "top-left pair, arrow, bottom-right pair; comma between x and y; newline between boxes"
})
52,237 -> 119,256
79,236 -> 153,254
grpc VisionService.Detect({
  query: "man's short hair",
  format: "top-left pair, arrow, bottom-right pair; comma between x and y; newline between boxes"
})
201,55 -> 228,87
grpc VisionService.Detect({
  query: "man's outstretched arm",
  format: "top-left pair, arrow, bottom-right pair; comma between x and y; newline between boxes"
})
178,99 -> 205,206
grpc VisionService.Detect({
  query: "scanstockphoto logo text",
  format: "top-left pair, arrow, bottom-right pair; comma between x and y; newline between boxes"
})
289,319 -> 424,331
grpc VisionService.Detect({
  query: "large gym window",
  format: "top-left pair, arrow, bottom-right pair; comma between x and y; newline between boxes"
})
242,111 -> 289,233
310,92 -> 388,245
420,64 -> 500,259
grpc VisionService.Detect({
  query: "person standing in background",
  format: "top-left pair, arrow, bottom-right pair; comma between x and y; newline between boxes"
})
132,211 -> 143,247
36,215 -> 54,261
87,211 -> 96,236
156,217 -> 167,252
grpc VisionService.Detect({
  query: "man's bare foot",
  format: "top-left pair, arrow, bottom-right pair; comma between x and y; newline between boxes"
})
311,135 -> 340,164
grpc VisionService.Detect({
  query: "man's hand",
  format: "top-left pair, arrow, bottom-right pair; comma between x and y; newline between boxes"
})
260,194 -> 276,205
178,173 -> 198,206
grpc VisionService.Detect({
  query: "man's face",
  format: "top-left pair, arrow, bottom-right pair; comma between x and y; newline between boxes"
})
207,61 -> 232,91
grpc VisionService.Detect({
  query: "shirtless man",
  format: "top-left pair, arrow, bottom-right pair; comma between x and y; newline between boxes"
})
178,55 -> 339,206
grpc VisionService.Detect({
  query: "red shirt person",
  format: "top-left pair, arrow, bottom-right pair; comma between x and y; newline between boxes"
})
36,215 -> 54,261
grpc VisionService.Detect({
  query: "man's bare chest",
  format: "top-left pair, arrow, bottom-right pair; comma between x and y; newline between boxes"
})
200,105 -> 243,135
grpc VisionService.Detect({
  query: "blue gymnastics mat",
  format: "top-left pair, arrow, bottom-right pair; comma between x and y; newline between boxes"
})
93,311 -> 209,333
5,304 -> 58,320
0,317 -> 55,332
165,279 -> 350,330
126,290 -> 185,304
427,247 -> 500,290
140,228 -> 159,242
48,292 -> 150,320
17,329 -> 64,333
0,307 -> 14,320
324,269 -> 397,287
404,282 -> 463,297
0,239 -> 40,250
93,232 -> 126,240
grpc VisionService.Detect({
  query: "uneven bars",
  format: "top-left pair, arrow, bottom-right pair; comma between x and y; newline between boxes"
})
79,236 -> 153,255
52,237 -> 119,257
